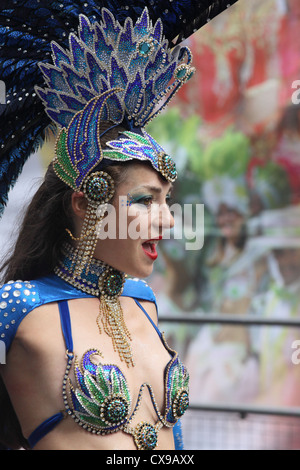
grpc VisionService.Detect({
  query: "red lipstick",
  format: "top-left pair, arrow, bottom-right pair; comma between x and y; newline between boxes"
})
142,237 -> 162,260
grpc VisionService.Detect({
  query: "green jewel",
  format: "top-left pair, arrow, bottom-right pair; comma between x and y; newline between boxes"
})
139,42 -> 150,55
176,67 -> 187,79
172,389 -> 189,419
137,39 -> 154,57
82,171 -> 115,204
98,267 -> 125,299
158,152 -> 177,182
54,128 -> 79,191
174,64 -> 195,83
134,422 -> 158,450
101,394 -> 129,425
185,70 -> 195,81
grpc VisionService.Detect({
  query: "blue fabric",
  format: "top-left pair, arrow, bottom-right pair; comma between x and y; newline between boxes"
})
0,274 -> 156,352
133,298 -> 161,338
27,412 -> 65,449
58,301 -> 73,353
173,420 -> 184,450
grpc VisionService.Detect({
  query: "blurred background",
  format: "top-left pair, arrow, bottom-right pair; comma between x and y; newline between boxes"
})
1,0 -> 300,449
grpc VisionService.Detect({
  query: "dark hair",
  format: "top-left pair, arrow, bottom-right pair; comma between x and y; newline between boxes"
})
0,123 -> 135,449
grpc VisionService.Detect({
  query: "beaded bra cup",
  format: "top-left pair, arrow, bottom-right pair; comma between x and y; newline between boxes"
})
63,337 -> 189,450
55,245 -> 189,450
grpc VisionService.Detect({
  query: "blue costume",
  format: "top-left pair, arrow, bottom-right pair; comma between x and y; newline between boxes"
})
0,270 -> 187,450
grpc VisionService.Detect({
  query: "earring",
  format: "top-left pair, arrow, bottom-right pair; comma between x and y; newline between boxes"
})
66,171 -> 115,278
65,171 -> 134,367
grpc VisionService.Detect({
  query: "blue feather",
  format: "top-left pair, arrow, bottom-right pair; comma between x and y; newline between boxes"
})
0,0 -> 238,217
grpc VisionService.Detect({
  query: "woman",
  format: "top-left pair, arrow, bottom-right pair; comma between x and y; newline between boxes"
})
0,0 -> 237,450
0,156 -> 183,450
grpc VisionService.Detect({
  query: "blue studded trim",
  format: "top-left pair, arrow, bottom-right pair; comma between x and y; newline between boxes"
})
0,280 -> 39,350
0,274 -> 157,353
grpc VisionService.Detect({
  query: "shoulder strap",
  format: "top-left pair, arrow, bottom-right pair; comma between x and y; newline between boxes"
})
58,300 -> 73,353
27,412 -> 65,449
133,299 -> 162,339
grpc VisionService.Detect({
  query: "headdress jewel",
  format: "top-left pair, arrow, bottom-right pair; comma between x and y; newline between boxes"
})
36,7 -> 195,193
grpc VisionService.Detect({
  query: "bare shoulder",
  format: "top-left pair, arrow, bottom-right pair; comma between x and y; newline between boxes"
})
14,301 -> 62,353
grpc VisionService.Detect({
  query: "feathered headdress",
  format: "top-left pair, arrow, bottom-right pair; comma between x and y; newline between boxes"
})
0,0 -> 238,216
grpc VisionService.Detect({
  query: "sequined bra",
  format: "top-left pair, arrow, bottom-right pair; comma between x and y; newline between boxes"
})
59,299 -> 189,450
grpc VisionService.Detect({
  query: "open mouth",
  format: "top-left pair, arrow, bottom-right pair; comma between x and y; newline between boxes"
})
142,238 -> 161,260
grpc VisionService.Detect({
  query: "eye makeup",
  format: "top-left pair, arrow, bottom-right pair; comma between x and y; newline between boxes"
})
126,185 -> 173,208
127,193 -> 153,207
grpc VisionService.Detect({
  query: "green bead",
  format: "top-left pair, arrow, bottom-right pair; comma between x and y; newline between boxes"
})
173,389 -> 189,418
99,269 -> 124,299
103,395 -> 129,424
135,423 -> 158,450
176,67 -> 187,79
138,40 -> 152,56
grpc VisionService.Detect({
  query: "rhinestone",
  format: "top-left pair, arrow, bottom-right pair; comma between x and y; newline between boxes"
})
102,395 -> 129,424
173,389 -> 189,418
134,422 -> 158,450
0,302 -> 7,309
13,290 -> 21,297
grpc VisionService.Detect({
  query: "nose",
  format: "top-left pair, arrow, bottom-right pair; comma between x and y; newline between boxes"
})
153,202 -> 175,233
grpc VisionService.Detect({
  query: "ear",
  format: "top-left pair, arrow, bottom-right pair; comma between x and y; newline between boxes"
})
71,191 -> 88,220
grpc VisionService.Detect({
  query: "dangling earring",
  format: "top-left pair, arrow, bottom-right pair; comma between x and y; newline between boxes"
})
66,171 -> 115,278
65,170 -> 135,367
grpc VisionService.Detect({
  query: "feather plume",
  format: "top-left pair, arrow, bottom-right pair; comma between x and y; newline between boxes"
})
0,0 -> 238,216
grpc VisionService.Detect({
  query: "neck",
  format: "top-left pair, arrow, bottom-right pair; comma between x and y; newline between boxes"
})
55,242 -> 125,297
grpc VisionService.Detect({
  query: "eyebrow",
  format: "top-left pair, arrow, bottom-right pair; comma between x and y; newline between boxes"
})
131,183 -> 173,194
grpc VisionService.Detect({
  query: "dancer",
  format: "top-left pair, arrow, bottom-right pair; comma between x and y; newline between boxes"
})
0,0 -> 237,450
